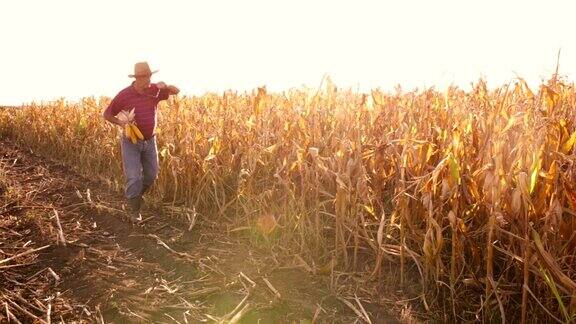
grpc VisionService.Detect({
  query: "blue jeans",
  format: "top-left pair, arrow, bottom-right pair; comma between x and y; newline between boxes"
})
120,135 -> 159,200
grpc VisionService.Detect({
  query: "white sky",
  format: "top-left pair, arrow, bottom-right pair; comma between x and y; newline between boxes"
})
1,0 -> 575,105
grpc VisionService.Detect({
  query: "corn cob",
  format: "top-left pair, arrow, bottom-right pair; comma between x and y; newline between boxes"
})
125,124 -> 137,143
131,124 -> 144,140
118,108 -> 141,143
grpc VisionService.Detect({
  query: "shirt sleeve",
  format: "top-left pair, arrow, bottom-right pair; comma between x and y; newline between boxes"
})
104,92 -> 124,116
157,88 -> 170,101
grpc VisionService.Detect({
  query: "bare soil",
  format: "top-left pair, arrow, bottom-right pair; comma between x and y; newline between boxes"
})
0,138 -> 404,323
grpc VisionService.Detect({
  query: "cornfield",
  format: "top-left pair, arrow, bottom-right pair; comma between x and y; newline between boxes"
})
2,75 -> 576,322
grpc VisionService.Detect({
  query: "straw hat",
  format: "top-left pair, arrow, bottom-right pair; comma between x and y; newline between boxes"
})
128,62 -> 158,78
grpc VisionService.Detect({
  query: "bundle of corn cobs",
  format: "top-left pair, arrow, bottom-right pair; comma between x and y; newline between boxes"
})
117,108 -> 144,143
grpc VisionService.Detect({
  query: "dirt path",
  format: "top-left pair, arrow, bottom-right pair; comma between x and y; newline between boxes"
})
0,139 -> 401,323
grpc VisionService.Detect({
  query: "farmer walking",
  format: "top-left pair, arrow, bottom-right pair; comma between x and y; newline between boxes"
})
103,62 -> 180,222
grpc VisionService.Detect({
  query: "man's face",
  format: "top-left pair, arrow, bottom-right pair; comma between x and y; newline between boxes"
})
134,74 -> 151,89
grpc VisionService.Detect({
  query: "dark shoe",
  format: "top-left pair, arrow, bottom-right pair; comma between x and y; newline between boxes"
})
129,212 -> 142,224
127,196 -> 143,223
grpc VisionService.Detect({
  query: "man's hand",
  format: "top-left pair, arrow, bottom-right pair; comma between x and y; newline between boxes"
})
167,85 -> 180,95
156,81 -> 179,95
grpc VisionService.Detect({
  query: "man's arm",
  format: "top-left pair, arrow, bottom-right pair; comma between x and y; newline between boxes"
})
102,110 -> 127,127
156,82 -> 180,95
102,94 -> 127,126
167,85 -> 180,95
